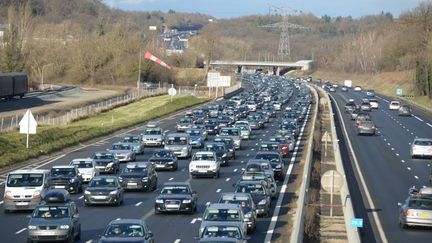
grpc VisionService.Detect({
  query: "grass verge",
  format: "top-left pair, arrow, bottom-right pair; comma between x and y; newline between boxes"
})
0,95 -> 209,168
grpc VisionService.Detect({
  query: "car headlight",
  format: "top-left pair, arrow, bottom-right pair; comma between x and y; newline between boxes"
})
258,199 -> 267,205
4,191 -> 12,200
155,199 -> 164,204
109,190 -> 118,195
32,190 -> 41,199
182,147 -> 188,151
182,199 -> 192,204
245,211 -> 253,218
107,162 -> 114,168
142,177 -> 148,182
28,225 -> 37,230
70,178 -> 76,183
118,177 -> 123,182
59,225 -> 70,230
275,164 -> 282,169
84,190 -> 91,195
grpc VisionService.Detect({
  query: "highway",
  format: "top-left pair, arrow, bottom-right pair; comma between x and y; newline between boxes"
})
0,80 -> 313,243
329,88 -> 432,243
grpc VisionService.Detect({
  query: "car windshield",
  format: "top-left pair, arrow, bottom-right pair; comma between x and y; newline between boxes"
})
112,144 -> 130,150
236,184 -> 265,194
255,154 -> 280,162
408,199 -> 432,210
144,129 -> 161,135
93,153 -> 114,160
205,144 -> 225,151
71,161 -> 93,168
51,168 -> 75,176
6,173 -> 44,187
219,196 -> 250,207
166,136 -> 188,145
193,153 -> 215,160
204,208 -> 241,221
124,165 -> 148,173
202,226 -> 241,239
32,206 -> 69,219
160,186 -> 190,194
220,129 -> 239,136
414,140 -> 432,146
123,137 -> 140,143
186,130 -> 200,135
153,151 -> 171,158
89,178 -> 117,187
103,223 -> 144,238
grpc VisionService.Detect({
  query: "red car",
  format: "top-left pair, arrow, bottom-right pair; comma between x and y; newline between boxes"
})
259,141 -> 288,157
269,136 -> 293,157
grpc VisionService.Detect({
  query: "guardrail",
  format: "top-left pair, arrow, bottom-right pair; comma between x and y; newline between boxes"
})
317,85 -> 361,243
290,84 -> 319,243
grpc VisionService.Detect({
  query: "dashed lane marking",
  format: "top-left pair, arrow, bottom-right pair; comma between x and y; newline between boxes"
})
414,116 -> 424,122
225,178 -> 230,182
415,176 -> 419,180
407,167 -> 411,171
135,202 -> 143,206
169,177 -> 174,181
15,228 -> 27,234
174,240 -> 181,243
216,189 -> 222,193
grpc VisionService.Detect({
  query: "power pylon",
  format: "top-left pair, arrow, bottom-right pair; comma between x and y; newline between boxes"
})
278,9 -> 291,57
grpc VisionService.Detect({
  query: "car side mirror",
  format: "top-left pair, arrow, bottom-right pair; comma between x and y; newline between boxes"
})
96,234 -> 102,238
73,214 -> 79,219
147,232 -> 154,238
397,202 -> 402,207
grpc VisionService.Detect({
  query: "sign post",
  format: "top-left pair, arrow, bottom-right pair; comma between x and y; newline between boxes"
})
19,109 -> 38,148
168,84 -> 177,102
396,88 -> 403,96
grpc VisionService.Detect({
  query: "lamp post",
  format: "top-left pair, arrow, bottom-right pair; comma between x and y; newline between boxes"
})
194,84 -> 197,96
41,63 -> 54,90
137,49 -> 142,91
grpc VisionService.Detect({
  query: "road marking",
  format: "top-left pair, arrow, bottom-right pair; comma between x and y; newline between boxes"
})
240,161 -> 244,163
246,154 -> 250,157
383,138 -> 387,141
116,218 -> 121,220
78,196 -> 84,199
216,189 -> 221,193
190,218 -> 198,224
414,116 -> 424,122
169,177 -> 174,181
251,148 -> 254,151
387,143 -> 391,146
407,167 -> 411,171
401,160 -> 405,163
234,169 -> 238,172
415,176 -> 419,180
85,240 -> 93,243
182,168 -> 186,172
411,132 -> 414,135
255,143 -> 259,146
135,202 -> 143,206
0,201 -> 3,205
174,240 -> 181,243
15,228 -> 27,234
427,123 -> 432,127
225,178 -> 230,182
391,148 -> 395,151
396,153 -> 399,156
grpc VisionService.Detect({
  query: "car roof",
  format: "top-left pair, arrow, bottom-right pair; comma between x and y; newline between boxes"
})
9,169 -> 49,174
206,203 -> 241,209
256,151 -> 280,155
71,158 -> 94,162
413,138 -> 432,142
52,165 -> 75,169
108,218 -> 145,225
162,182 -> 191,187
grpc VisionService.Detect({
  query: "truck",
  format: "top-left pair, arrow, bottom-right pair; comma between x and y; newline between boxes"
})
0,73 -> 28,100
344,80 -> 352,88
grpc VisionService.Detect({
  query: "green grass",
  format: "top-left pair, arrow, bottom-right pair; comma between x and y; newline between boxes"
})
0,95 -> 209,168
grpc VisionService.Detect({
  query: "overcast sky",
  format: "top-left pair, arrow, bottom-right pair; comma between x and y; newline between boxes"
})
104,0 -> 424,19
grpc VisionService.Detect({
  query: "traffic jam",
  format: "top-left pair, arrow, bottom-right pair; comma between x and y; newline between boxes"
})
2,73 -> 313,243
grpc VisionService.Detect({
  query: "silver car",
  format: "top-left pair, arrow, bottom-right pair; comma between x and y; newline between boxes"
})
200,203 -> 247,236
219,127 -> 242,150
399,187 -> 432,229
410,138 -> 432,158
141,127 -> 164,147
107,143 -> 136,162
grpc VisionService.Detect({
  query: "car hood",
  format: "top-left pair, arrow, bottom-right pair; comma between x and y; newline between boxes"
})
119,173 -> 147,179
29,217 -> 71,226
86,187 -> 118,193
157,194 -> 192,200
149,157 -> 174,162
250,194 -> 267,203
77,168 -> 95,174
99,237 -> 147,243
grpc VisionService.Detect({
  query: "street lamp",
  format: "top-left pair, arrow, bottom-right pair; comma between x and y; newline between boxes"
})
41,63 -> 54,90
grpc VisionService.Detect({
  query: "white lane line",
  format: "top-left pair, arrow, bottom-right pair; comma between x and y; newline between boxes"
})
234,169 -> 238,172
255,143 -> 259,146
251,148 -> 255,151
411,132 -> 414,135
401,160 -> 405,163
396,153 -> 399,156
240,161 -> 244,163
0,201 -> 3,205
383,138 -> 387,141
246,154 -> 250,157
174,240 -> 181,243
78,196 -> 84,199
407,167 -> 411,171
414,176 -> 419,180
216,189 -> 222,193
391,148 -> 395,151
190,218 -> 198,224
181,168 -> 186,172
135,202 -> 143,206
169,177 -> 174,181
414,116 -> 424,122
427,123 -> 432,128
225,178 -> 230,182
15,228 -> 27,234
85,240 -> 93,243
387,143 -> 391,146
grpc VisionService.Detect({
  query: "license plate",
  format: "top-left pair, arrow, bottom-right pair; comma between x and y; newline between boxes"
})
42,231 -> 57,236
198,170 -> 207,173
93,195 -> 107,200
128,183 -> 137,186
54,186 -> 65,189
16,202 -> 29,206
155,164 -> 165,168
418,212 -> 431,218
166,204 -> 179,208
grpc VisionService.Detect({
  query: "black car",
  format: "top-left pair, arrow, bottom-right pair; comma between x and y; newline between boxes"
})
118,162 -> 158,192
148,149 -> 178,171
47,166 -> 83,194
204,142 -> 230,166
154,182 -> 198,214
234,181 -> 270,217
92,152 -> 120,174
99,219 -> 154,243
344,101 -> 357,113
204,119 -> 219,135
255,151 -> 285,181
217,115 -> 235,128
213,137 -> 236,159
84,176 -> 124,206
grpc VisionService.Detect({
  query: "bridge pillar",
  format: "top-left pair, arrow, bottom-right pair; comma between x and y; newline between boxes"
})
272,66 -> 280,76
237,65 -> 242,73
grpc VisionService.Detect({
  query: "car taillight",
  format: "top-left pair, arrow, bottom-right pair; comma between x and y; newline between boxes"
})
404,210 -> 414,217
372,125 -> 376,129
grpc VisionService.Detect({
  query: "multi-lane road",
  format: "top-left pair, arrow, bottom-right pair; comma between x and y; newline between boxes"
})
0,81 -> 313,243
330,88 -> 432,243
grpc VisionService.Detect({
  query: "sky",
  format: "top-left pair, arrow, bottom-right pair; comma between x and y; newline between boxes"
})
103,0 -> 425,19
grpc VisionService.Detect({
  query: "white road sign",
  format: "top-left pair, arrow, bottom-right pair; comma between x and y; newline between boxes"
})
168,88 -> 177,96
19,109 -> 37,134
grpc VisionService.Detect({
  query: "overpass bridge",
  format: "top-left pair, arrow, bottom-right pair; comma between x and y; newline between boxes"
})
209,60 -> 313,75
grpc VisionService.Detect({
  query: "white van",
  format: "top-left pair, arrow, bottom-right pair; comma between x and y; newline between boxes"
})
3,169 -> 49,213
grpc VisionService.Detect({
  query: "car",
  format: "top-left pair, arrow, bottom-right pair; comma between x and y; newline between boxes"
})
84,176 -> 124,206
186,128 -> 206,148
118,162 -> 158,191
219,127 -> 242,150
27,189 -> 81,243
200,203 -> 247,236
154,182 -> 198,214
213,136 -> 236,159
122,135 -> 145,154
259,141 -> 285,156
399,104 -> 412,116
70,158 -> 98,183
269,135 -> 295,153
204,119 -> 220,135
217,193 -> 257,233
217,115 -> 235,128
176,117 -> 194,132
389,101 -> 401,110
92,152 -> 120,174
254,151 -> 285,181
204,142 -> 230,166
356,120 -> 376,135
355,112 -> 372,126
141,127 -> 164,147
148,149 -> 178,171
349,108 -> 361,120
360,102 -> 372,112
189,151 -> 221,178
240,171 -> 277,199
234,181 -> 271,217
369,99 -> 379,109
398,187 -> 432,229
366,90 -> 375,97
235,124 -> 251,140
344,101 -> 357,113
107,142 -> 136,162
164,133 -> 192,159
98,219 -> 154,243
410,138 -> 432,158
354,86 -> 362,91
47,166 -> 83,194
198,222 -> 249,243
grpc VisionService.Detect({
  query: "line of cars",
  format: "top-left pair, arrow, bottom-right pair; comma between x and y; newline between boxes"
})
2,73 -> 312,242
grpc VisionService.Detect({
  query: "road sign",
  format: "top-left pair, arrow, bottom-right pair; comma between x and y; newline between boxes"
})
168,88 -> 177,96
19,109 -> 38,148
396,88 -> 403,96
351,218 -> 364,228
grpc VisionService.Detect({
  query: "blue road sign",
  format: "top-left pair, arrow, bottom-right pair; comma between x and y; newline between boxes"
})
396,88 -> 403,96
351,218 -> 364,228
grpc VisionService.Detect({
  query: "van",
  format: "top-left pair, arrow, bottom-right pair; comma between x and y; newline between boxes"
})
164,133 -> 192,158
3,169 -> 50,213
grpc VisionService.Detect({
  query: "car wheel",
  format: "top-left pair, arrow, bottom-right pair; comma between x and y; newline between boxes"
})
26,239 -> 33,243
213,171 -> 219,179
4,209 -> 10,214
155,208 -> 160,214
399,221 -> 408,229
75,225 -> 81,240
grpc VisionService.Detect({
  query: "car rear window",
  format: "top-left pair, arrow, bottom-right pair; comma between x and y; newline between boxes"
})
408,199 -> 432,210
414,140 -> 432,146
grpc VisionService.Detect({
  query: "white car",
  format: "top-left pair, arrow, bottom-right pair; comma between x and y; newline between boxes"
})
410,138 -> 432,158
389,101 -> 401,110
189,151 -> 220,178
354,86 -> 362,91
70,158 -> 98,183
369,99 -> 379,109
